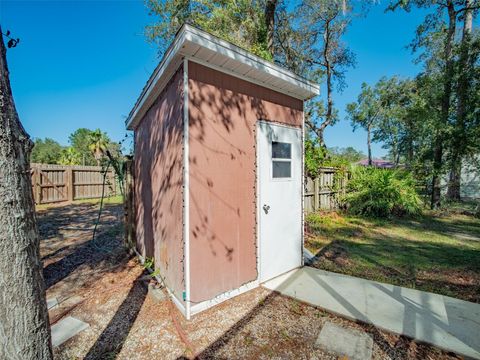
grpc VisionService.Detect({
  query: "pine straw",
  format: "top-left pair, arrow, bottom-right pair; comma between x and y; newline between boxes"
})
39,203 -> 460,359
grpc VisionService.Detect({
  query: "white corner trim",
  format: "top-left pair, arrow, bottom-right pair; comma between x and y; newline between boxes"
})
183,58 -> 191,320
301,111 -> 305,267
163,280 -> 187,316
255,121 -> 262,283
133,249 -> 187,317
190,280 -> 260,316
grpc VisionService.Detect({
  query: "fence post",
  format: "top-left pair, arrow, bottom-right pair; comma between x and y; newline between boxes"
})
66,167 -> 74,202
314,177 -> 319,212
35,167 -> 42,204
31,166 -> 37,204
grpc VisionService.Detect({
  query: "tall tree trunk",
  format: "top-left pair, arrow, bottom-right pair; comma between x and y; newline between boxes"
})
314,17 -> 334,147
405,117 -> 414,169
265,0 -> 278,57
0,30 -> 53,359
406,144 -> 414,169
447,0 -> 473,201
324,22 -> 333,141
431,1 -> 456,209
367,123 -> 372,166
392,141 -> 399,167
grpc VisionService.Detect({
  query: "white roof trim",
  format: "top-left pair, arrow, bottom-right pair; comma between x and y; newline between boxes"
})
126,24 -> 320,130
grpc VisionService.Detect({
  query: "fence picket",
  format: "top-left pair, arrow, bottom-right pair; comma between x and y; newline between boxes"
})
30,163 -> 117,204
304,167 -> 347,213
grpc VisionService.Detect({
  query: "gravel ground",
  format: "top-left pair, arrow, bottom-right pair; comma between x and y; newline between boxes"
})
38,202 -> 461,360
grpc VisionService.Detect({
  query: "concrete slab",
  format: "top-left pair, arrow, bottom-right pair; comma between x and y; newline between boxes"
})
51,316 -> 89,347
263,267 -> 480,359
58,295 -> 84,308
148,283 -> 167,303
315,322 -> 373,360
46,297 -> 58,310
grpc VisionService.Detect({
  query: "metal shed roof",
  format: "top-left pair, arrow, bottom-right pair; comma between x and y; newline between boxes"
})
126,24 -> 320,130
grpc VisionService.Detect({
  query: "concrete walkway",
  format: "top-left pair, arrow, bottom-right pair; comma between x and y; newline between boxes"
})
263,267 -> 480,359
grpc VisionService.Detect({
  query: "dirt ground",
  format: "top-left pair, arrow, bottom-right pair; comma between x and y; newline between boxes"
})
38,202 -> 461,359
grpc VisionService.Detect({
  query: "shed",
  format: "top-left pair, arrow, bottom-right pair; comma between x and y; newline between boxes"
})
126,24 -> 319,319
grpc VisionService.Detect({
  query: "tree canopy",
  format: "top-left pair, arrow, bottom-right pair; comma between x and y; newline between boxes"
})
30,138 -> 63,164
145,0 -> 360,149
144,0 -> 479,207
145,0 -> 272,59
30,128 -> 122,166
347,0 -> 480,207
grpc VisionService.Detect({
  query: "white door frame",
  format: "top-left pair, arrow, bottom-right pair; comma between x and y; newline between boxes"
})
256,120 -> 303,283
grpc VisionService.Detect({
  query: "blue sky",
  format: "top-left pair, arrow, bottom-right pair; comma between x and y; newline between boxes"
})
1,0 -> 429,158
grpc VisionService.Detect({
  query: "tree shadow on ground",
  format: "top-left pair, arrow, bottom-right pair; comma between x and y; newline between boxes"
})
42,233 -> 128,289
398,214 -> 480,243
307,219 -> 480,302
39,202 -> 129,290
37,202 -> 121,240
84,270 -> 148,360
188,289 -> 429,360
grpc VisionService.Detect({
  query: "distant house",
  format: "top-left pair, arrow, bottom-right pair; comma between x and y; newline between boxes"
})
356,158 -> 397,169
461,162 -> 480,200
442,158 -> 480,200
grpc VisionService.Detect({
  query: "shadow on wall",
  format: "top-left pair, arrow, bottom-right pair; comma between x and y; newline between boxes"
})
134,61 -> 303,303
187,64 -> 303,303
187,78 -> 267,302
187,62 -> 302,263
134,67 -> 185,298
187,82 -> 263,259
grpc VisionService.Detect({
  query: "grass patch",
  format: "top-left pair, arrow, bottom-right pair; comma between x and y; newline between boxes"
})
36,195 -> 123,211
71,195 -> 124,205
305,211 -> 480,302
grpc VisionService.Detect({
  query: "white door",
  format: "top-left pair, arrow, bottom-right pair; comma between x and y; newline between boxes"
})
257,121 -> 302,282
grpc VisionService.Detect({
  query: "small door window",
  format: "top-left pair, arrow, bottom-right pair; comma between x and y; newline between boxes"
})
272,141 -> 291,179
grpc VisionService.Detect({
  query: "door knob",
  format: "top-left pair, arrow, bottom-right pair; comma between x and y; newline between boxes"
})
263,204 -> 270,214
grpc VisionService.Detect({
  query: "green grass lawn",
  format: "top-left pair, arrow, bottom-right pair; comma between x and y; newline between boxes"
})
305,210 -> 480,303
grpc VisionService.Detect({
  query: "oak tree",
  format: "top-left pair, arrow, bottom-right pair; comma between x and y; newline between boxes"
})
0,29 -> 53,360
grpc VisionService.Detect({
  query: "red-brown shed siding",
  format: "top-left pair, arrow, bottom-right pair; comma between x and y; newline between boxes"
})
134,67 -> 185,302
188,61 -> 303,303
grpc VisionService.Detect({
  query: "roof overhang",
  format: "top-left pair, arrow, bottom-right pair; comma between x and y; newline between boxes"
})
126,24 -> 320,130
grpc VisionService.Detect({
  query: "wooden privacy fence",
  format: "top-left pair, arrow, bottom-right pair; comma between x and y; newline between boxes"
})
30,163 -> 117,204
304,167 -> 348,213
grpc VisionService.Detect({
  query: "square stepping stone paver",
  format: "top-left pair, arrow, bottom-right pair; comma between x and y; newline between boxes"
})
315,322 -> 373,360
46,297 -> 58,310
148,283 -> 167,303
51,316 -> 89,347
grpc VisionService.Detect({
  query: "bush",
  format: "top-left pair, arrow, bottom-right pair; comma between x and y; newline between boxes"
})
342,166 -> 422,218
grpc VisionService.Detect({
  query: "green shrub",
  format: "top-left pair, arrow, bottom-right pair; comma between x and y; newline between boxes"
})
342,166 -> 422,218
